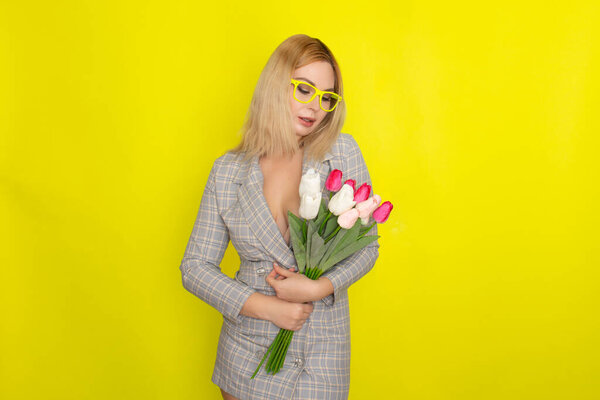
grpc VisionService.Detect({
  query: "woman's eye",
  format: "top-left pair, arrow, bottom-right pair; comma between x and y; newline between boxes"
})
322,97 -> 331,103
298,88 -> 309,94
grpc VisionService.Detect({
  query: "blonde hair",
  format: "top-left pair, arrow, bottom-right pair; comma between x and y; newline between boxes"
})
229,34 -> 346,164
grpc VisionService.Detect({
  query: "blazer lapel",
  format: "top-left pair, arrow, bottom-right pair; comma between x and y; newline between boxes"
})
237,155 -> 296,268
235,145 -> 339,270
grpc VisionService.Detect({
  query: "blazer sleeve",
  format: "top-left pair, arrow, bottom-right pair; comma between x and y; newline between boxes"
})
320,135 -> 380,307
179,162 -> 256,324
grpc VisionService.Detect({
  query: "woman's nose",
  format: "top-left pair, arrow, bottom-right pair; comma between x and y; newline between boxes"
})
307,95 -> 320,110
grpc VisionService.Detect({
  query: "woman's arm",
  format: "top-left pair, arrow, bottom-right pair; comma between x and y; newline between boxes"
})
179,162 -> 257,325
240,292 -> 314,331
265,263 -> 334,303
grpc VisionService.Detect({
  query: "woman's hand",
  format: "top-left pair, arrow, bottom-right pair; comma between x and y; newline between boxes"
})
266,263 -> 321,303
240,292 -> 314,331
266,297 -> 314,331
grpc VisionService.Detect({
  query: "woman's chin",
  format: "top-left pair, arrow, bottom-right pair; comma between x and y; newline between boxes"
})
295,128 -> 312,138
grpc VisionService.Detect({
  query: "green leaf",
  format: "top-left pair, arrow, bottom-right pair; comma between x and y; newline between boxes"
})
320,235 -> 380,273
305,220 -> 318,271
288,210 -> 303,230
319,220 -> 370,271
359,223 -> 372,236
301,219 -> 307,241
288,210 -> 308,273
288,211 -> 306,246
308,230 -> 327,268
335,219 -> 362,252
322,214 -> 339,238
314,198 -> 329,228
318,228 -> 348,270
289,229 -> 306,273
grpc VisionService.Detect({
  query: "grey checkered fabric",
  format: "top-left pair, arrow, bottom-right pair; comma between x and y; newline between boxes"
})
180,133 -> 380,399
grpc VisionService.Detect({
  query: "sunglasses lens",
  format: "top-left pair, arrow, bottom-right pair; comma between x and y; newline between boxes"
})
321,93 -> 340,112
294,83 -> 315,102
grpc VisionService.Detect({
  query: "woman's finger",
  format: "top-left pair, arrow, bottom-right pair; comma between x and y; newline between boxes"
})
273,262 -> 294,278
266,269 -> 278,287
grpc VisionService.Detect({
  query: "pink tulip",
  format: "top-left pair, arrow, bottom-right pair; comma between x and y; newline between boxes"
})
344,179 -> 356,192
337,208 -> 359,229
325,169 -> 343,192
353,183 -> 371,202
355,194 -> 381,225
372,201 -> 393,223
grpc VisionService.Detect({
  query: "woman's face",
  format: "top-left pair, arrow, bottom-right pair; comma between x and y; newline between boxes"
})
289,61 -> 336,141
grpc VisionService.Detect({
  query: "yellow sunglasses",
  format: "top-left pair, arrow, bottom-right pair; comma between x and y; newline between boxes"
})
290,79 -> 342,112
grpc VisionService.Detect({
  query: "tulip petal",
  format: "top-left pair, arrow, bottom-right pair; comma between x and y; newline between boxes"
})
373,201 -> 393,223
353,183 -> 372,202
337,208 -> 359,229
300,192 -> 321,219
344,179 -> 356,192
328,184 -> 357,216
325,169 -> 343,192
299,168 -> 321,198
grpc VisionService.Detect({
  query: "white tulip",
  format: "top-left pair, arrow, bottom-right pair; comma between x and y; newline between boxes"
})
328,184 -> 356,216
299,168 -> 320,197
299,191 -> 321,220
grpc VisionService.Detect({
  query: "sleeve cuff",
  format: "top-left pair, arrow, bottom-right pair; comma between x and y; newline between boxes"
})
320,274 -> 343,307
321,293 -> 335,306
181,264 -> 257,326
223,284 -> 257,325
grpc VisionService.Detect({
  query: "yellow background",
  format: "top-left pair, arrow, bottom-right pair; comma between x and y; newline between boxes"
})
1,1 -> 598,399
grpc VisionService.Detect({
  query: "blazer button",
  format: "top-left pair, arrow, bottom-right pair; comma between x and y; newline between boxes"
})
255,267 -> 266,275
293,357 -> 304,368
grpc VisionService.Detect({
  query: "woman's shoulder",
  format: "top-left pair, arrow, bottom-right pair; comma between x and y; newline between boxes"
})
208,150 -> 249,185
331,132 -> 362,159
213,150 -> 245,170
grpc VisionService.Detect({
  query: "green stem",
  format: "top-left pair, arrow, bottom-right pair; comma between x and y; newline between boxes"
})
305,267 -> 314,280
273,330 -> 293,372
271,330 -> 293,374
312,268 -> 320,280
268,330 -> 288,371
358,222 -> 376,239
251,332 -> 279,379
266,330 -> 288,373
279,332 -> 294,372
319,211 -> 332,235
324,225 -> 341,244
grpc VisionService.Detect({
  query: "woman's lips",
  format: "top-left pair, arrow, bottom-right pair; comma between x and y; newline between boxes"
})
298,116 -> 314,127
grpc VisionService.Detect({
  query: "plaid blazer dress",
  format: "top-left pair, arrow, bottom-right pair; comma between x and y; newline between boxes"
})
179,133 -> 380,400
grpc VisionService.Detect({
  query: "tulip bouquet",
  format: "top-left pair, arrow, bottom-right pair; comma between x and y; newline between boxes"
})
251,168 -> 393,379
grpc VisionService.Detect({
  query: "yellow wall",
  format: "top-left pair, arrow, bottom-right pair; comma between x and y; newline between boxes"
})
1,1 -> 598,399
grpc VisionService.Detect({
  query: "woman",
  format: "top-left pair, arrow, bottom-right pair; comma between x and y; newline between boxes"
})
180,34 -> 379,400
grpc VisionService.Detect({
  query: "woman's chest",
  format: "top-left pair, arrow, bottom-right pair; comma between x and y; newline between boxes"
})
260,158 -> 303,244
